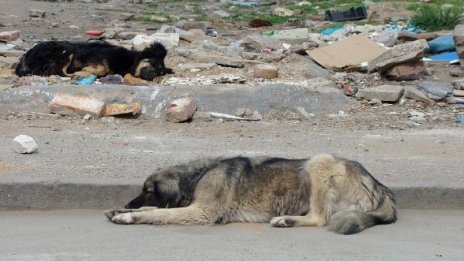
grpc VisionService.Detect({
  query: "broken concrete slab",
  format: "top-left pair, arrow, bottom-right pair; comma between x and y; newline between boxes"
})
131,33 -> 179,51
368,39 -> 429,73
48,93 -> 105,117
417,81 -> 453,100
355,85 -> 404,102
241,34 -> 283,52
280,53 -> 330,79
453,24 -> 464,66
404,86 -> 435,106
384,61 -> 426,81
307,35 -> 386,71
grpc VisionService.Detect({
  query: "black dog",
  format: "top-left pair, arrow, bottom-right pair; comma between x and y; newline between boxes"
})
15,41 -> 173,80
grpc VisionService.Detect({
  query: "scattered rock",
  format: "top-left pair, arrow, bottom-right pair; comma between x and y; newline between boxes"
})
176,21 -> 212,30
453,23 -> 464,66
452,79 -> 464,90
368,98 -> 383,106
165,96 -> 197,123
273,7 -> 294,16
104,101 -> 142,116
453,89 -> 464,97
49,93 -> 105,117
253,64 -> 278,79
82,114 -> 92,121
272,28 -> 308,41
69,25 -> 79,29
131,33 -> 179,51
235,108 -> 253,117
356,85 -> 404,102
368,39 -> 428,73
12,135 -> 38,154
409,110 -> 426,123
29,9 -> 45,18
417,81 -> 453,100
99,74 -> 124,84
212,10 -> 230,18
149,15 -> 168,23
449,65 -> 464,77
384,61 -> 425,81
177,63 -> 216,72
404,86 -> 435,106
0,31 -> 20,42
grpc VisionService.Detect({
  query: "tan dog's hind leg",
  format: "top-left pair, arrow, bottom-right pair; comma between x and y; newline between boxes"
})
111,206 -> 216,225
271,154 -> 342,228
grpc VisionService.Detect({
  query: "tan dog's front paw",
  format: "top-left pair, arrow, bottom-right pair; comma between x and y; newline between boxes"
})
111,213 -> 134,224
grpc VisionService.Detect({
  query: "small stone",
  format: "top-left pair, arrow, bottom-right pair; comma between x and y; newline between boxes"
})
453,89 -> 464,97
272,28 -> 308,41
404,86 -> 435,106
355,85 -> 404,102
165,96 -> 197,123
212,10 -> 229,18
235,108 -> 253,117
12,135 -> 38,154
409,110 -> 426,123
149,15 -> 168,23
104,101 -> 142,116
384,61 -> 425,81
449,65 -> 464,77
177,63 -> 216,72
83,114 -> 92,120
0,31 -> 20,42
29,9 -> 45,18
253,64 -> 278,79
452,79 -> 464,90
273,7 -> 295,16
368,98 -> 383,106
417,81 -> 453,100
49,93 -> 105,117
69,25 -> 79,29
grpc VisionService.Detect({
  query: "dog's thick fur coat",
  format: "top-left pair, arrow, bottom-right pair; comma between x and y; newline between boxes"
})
105,154 -> 397,234
15,41 -> 172,80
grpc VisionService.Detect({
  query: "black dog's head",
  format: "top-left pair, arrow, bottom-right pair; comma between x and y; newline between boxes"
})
135,43 -> 173,81
125,170 -> 184,209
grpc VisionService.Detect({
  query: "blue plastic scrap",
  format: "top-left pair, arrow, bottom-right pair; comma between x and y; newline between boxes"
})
232,1 -> 276,7
426,52 -> 459,62
427,35 -> 455,53
321,25 -> 344,36
75,74 -> 97,85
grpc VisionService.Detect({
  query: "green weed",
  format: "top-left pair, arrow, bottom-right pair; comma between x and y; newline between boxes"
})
411,5 -> 462,31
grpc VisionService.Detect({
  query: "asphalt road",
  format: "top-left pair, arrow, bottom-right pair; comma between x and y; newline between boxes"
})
0,209 -> 463,261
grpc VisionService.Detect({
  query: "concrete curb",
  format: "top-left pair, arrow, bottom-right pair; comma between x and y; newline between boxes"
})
1,182 -> 463,210
0,80 -> 349,118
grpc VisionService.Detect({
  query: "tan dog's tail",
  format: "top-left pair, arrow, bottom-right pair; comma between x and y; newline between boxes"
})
328,196 -> 397,235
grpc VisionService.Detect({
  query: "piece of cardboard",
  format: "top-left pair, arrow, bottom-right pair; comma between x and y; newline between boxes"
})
306,35 -> 387,71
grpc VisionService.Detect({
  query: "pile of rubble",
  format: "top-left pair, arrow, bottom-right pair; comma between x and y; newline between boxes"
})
1,0 -> 464,123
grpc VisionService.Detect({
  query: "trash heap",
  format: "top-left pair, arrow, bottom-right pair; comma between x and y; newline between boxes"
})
0,0 -> 463,123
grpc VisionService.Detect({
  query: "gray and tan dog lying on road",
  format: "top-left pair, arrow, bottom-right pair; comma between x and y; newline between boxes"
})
105,154 -> 397,234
